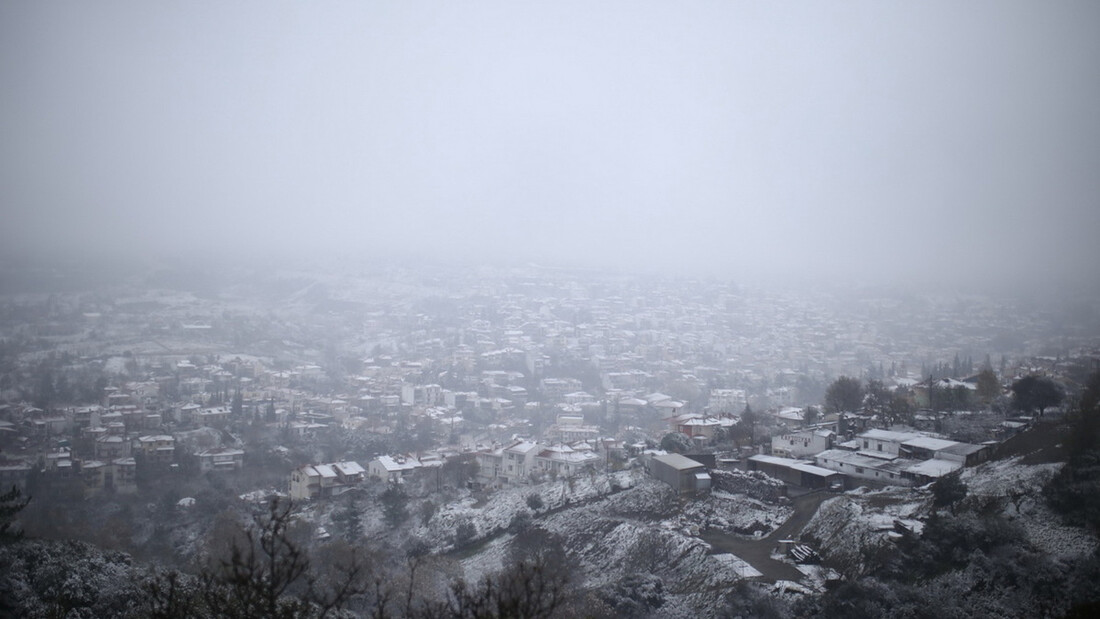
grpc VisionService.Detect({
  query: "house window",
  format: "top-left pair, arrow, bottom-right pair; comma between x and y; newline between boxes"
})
863,440 -> 868,449
878,444 -> 883,452
856,467 -> 864,474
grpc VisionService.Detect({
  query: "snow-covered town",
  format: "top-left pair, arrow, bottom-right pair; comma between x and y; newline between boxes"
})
4,1 -> 1100,616
0,258 -> 1098,617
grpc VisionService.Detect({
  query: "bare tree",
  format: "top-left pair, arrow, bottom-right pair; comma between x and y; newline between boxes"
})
148,498 -> 369,619
428,554 -> 568,619
201,499 -> 312,618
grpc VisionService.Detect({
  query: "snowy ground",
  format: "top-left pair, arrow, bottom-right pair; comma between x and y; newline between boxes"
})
712,553 -> 762,578
803,456 -> 1098,574
431,470 -> 798,617
418,469 -> 641,553
962,457 -> 1097,558
679,491 -> 793,537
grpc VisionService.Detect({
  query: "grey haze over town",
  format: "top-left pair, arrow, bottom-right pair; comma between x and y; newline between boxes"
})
1,2 -> 1100,618
3,1 -> 1100,286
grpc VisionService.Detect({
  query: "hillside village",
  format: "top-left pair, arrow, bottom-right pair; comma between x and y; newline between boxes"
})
1,259 -> 1098,616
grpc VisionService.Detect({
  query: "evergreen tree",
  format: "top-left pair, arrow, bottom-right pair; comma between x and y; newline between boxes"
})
231,388 -> 243,417
976,369 -> 1000,404
803,406 -> 820,426
740,403 -> 760,447
381,484 -> 409,528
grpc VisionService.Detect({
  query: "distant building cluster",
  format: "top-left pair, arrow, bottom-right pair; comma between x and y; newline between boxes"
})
0,264 -> 1094,507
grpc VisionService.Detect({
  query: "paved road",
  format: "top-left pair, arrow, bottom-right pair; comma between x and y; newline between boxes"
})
699,491 -> 833,584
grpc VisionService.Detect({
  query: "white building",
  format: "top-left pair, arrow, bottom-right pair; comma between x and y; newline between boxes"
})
535,444 -> 601,478
290,464 -> 337,500
501,440 -> 540,483
368,455 -> 422,483
771,429 -> 834,459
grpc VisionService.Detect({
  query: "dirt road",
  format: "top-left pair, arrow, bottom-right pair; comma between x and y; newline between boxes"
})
699,490 -> 833,584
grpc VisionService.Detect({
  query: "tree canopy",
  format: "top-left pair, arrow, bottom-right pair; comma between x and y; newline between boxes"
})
1011,375 -> 1064,416
825,376 -> 864,415
659,432 -> 693,454
1045,370 -> 1100,532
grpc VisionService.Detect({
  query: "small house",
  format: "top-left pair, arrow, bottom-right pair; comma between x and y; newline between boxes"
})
648,453 -> 711,496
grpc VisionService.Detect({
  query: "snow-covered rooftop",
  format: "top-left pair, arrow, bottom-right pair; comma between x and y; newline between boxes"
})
653,453 -> 707,471
903,458 -> 962,477
860,428 -> 922,443
375,455 -> 422,472
902,436 -> 958,451
332,461 -> 365,476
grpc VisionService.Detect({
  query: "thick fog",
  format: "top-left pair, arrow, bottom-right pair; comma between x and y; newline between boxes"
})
2,1 -> 1098,287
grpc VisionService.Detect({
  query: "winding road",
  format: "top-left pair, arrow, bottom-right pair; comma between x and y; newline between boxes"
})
699,490 -> 833,584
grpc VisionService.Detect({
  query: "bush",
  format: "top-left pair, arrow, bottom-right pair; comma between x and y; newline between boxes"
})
931,471 -> 967,512
901,512 -> 1025,577
453,519 -> 477,549
597,572 -> 665,616
525,493 -> 544,512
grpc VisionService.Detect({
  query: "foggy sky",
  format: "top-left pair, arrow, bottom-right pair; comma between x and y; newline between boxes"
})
2,2 -> 1099,286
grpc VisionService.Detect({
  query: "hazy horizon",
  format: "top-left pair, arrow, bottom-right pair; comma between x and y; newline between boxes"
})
3,2 -> 1099,288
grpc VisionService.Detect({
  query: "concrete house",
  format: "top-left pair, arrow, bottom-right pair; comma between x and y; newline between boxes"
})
535,444 -> 601,478
368,455 -> 422,483
197,447 -> 245,472
501,440 -> 539,483
80,460 -> 108,496
290,461 -> 366,499
135,435 -> 175,465
290,464 -> 337,500
331,461 -> 366,485
95,434 -> 131,460
111,457 -> 138,494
